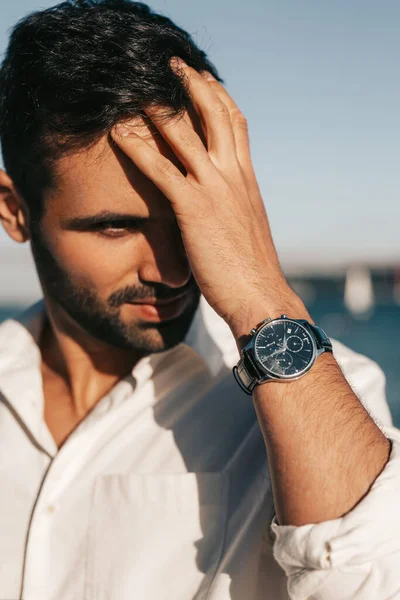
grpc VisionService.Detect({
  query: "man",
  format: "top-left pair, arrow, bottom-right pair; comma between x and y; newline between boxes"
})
0,1 -> 399,599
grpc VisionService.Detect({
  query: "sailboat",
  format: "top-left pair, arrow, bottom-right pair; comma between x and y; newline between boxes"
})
344,266 -> 374,318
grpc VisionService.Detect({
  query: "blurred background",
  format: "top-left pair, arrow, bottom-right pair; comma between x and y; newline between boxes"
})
0,1 -> 399,423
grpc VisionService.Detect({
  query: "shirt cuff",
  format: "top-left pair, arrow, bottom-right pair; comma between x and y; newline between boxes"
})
270,429 -> 400,599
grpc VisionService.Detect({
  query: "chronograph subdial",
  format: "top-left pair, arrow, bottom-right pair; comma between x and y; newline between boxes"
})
260,332 -> 284,356
286,335 -> 304,353
274,351 -> 293,371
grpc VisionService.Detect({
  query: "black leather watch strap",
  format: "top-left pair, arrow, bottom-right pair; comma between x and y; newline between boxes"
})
233,350 -> 261,394
233,359 -> 256,395
301,322 -> 333,353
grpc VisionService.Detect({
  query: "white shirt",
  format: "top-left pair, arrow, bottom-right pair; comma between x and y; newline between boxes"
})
1,297 -> 399,600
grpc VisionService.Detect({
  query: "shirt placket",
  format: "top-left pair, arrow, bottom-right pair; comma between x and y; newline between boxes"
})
20,374 -> 153,599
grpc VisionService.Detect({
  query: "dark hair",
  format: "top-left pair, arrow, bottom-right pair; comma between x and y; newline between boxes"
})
0,0 -> 221,222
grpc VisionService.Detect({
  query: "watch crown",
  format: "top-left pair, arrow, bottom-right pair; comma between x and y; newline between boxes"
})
281,314 -> 288,319
250,317 -> 272,336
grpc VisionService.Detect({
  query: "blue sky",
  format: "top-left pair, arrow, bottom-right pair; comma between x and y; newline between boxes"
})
0,0 -> 399,265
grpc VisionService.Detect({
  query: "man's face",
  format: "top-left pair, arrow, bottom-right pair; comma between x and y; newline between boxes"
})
30,126 -> 201,354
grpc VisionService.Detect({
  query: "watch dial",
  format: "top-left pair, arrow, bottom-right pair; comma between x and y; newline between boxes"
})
254,319 -> 316,378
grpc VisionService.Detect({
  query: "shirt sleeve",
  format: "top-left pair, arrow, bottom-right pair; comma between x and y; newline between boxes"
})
269,345 -> 400,600
270,429 -> 400,599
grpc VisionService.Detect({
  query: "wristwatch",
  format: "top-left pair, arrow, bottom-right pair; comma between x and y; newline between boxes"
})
233,314 -> 332,394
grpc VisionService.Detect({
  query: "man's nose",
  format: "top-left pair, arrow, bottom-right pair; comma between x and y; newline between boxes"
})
138,222 -> 191,290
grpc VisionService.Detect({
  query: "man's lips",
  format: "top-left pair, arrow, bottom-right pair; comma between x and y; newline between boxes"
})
125,292 -> 189,321
128,292 -> 189,306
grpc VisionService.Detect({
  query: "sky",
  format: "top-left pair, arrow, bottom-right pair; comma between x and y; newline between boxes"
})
0,0 -> 399,268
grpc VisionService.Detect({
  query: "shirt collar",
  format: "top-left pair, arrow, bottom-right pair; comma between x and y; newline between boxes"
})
0,296 -> 238,395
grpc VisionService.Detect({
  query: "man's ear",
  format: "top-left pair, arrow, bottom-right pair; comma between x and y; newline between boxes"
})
0,169 -> 31,243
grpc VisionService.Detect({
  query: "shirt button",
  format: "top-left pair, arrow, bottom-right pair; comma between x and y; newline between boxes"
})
46,504 -> 57,514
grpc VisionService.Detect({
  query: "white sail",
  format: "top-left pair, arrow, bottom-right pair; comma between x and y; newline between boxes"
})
344,267 -> 374,316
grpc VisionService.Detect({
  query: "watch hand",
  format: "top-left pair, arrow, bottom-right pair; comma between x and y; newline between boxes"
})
270,346 -> 286,358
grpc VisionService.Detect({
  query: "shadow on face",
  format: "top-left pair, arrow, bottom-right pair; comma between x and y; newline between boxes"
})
29,113 -> 203,356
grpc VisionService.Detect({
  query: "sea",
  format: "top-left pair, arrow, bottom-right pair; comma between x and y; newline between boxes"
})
0,296 -> 399,427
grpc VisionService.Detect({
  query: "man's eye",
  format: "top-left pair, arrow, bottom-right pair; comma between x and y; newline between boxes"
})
95,221 -> 137,237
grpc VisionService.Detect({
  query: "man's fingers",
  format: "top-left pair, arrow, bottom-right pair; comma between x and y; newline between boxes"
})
111,125 -> 189,208
201,73 -> 277,262
202,74 -> 270,217
201,73 -> 253,175
142,106 -> 214,182
172,59 -> 238,173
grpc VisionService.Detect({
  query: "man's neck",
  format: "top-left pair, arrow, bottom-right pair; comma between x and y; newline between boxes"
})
39,302 -> 144,421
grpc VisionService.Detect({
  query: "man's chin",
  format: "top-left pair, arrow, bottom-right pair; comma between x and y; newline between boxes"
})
116,304 -> 200,353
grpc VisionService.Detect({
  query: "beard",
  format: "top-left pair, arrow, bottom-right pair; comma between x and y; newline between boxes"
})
30,227 -> 201,354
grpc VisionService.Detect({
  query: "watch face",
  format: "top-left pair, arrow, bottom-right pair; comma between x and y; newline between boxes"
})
254,319 -> 317,379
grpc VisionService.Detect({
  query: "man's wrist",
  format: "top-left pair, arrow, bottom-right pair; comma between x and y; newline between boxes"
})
228,289 -> 312,351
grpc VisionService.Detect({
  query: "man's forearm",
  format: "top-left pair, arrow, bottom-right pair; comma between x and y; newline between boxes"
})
231,296 -> 391,527
111,60 -> 391,530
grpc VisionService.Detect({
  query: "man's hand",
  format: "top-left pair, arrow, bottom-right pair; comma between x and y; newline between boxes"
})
111,59 -> 390,529
111,58 -> 304,341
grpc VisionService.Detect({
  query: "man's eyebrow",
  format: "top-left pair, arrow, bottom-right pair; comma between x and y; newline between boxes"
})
60,211 -> 150,230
